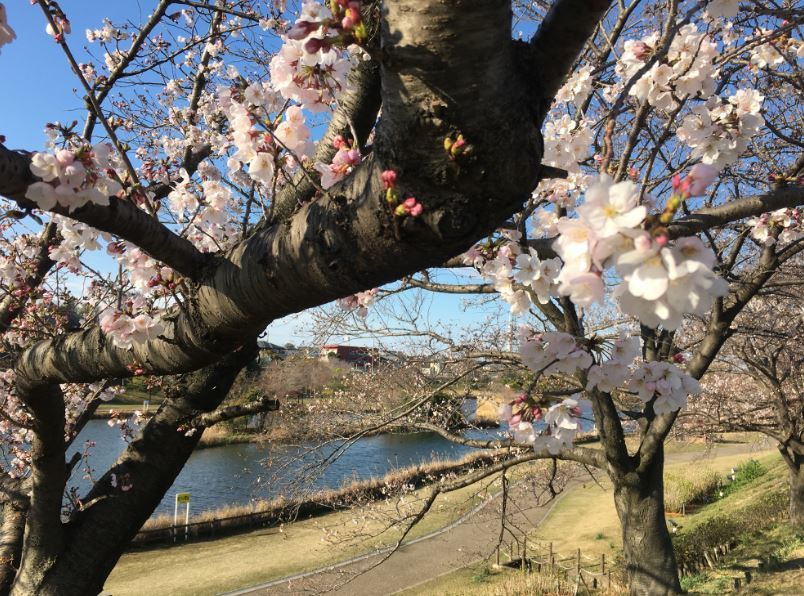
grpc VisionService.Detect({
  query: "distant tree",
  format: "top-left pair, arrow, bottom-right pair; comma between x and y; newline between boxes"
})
684,271 -> 804,529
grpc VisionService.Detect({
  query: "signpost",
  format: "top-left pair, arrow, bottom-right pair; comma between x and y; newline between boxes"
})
174,492 -> 191,542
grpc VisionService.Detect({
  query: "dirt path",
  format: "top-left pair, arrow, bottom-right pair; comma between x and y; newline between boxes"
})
226,438 -> 773,595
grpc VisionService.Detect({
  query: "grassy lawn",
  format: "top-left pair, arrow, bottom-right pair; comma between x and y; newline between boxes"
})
94,387 -> 161,414
104,461 -> 543,595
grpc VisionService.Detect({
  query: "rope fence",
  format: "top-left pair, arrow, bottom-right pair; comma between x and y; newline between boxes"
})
494,537 -> 623,592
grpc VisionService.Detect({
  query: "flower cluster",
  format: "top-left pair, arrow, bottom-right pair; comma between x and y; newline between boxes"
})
84,19 -> 126,43
551,174 -> 728,329
218,86 -> 311,187
26,141 -> 123,212
519,328 -> 592,375
748,208 -> 803,246
498,394 -> 543,444
49,215 -> 103,273
499,394 -> 585,455
542,115 -> 593,176
629,361 -> 700,415
382,170 -> 423,218
44,9 -> 71,41
100,297 -> 164,349
748,29 -> 791,69
463,231 -> 560,315
314,135 -> 361,189
586,334 -> 641,393
554,65 -> 594,108
676,90 -> 764,168
0,3 -> 16,54
536,397 -> 585,455
269,1 -> 364,112
704,0 -> 740,19
0,369 -> 33,478
513,248 -> 562,305
618,24 -> 719,111
336,288 -> 377,317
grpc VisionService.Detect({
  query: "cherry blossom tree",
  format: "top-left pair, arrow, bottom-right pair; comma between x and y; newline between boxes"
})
0,0 -> 802,595
682,271 -> 803,529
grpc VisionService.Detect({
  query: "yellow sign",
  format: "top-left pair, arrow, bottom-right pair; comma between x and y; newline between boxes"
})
176,492 -> 191,504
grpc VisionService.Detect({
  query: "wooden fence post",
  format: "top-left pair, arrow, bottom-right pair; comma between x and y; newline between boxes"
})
522,538 -> 527,572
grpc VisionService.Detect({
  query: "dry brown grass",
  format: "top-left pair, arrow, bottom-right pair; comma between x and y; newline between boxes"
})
664,467 -> 721,513
137,450 -> 503,537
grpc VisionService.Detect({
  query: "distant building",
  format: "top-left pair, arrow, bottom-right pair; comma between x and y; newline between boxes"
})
320,345 -> 382,370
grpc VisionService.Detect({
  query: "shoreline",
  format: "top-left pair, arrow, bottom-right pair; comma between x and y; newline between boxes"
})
130,449 -> 519,550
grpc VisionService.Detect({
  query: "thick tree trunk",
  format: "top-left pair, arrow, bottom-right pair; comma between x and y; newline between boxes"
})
0,503 -> 26,594
791,466 -> 804,530
613,446 -> 681,596
9,343 -> 257,596
781,446 -> 804,531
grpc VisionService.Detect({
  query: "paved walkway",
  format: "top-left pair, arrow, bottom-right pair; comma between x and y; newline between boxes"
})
226,438 -> 774,595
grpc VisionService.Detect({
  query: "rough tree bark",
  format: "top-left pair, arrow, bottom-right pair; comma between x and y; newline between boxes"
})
613,445 -> 682,596
9,342 -> 258,596
0,502 -> 27,594
780,443 -> 804,530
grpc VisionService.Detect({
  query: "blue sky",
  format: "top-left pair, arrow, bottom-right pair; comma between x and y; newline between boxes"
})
0,2 -> 513,349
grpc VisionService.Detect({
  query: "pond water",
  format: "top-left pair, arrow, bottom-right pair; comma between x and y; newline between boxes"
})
71,421 -> 498,516
70,401 -> 594,517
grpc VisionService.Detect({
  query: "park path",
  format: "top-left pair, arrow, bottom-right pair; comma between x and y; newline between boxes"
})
224,438 -> 773,596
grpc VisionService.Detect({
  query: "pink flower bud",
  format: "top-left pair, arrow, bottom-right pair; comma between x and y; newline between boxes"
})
403,197 -> 417,208
381,169 -> 397,189
410,203 -> 423,217
341,16 -> 354,29
631,40 -> 651,60
332,134 -> 346,149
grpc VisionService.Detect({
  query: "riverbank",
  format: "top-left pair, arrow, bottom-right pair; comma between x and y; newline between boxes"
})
131,449 -> 516,548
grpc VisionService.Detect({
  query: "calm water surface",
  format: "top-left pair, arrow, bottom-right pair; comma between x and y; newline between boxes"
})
71,401 -> 593,517
71,420 -> 499,516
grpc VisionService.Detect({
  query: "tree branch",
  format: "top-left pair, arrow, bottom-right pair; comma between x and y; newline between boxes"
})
15,1 -> 548,391
0,144 -> 210,281
190,394 -> 279,427
530,0 -> 614,107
